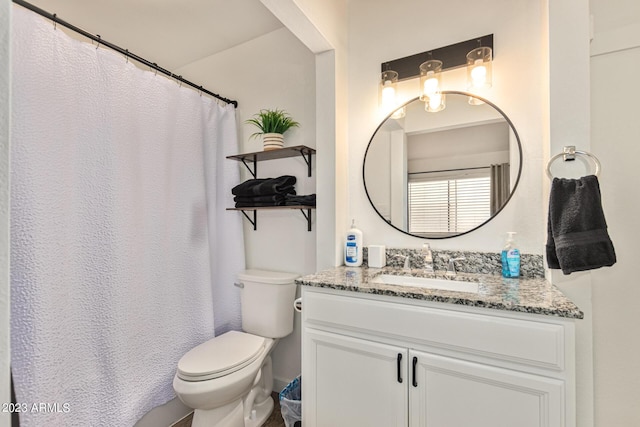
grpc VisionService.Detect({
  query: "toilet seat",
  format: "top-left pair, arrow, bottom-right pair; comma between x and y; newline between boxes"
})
177,331 -> 266,382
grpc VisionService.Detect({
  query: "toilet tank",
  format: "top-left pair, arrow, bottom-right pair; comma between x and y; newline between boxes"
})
236,269 -> 299,338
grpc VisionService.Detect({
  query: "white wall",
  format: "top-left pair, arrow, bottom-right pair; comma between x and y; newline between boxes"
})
591,46 -> 640,425
590,1 -> 640,424
307,0 -> 349,270
260,0 -> 350,270
366,130 -> 392,219
389,129 -> 407,228
291,0 -> 349,270
348,0 -> 546,254
175,26 -> 316,391
0,0 -> 10,425
407,122 -> 509,172
547,2 -> 596,426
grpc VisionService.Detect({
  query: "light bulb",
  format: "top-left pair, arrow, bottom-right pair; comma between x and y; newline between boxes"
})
428,94 -> 442,110
391,106 -> 406,119
419,60 -> 443,102
423,76 -> 439,96
425,93 -> 445,112
470,60 -> 487,88
381,82 -> 396,109
466,47 -> 492,90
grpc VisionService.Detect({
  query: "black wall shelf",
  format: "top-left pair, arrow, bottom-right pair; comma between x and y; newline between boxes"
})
226,206 -> 315,231
227,145 -> 316,178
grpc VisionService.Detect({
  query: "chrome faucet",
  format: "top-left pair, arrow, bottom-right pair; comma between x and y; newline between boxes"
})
392,254 -> 412,272
422,243 -> 434,273
446,257 -> 466,276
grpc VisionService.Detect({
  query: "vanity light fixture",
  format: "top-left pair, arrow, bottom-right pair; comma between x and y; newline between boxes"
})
379,70 -> 406,119
419,59 -> 445,112
380,34 -> 493,112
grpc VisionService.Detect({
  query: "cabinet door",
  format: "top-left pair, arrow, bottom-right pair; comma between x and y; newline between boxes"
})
303,328 -> 408,427
409,350 -> 564,427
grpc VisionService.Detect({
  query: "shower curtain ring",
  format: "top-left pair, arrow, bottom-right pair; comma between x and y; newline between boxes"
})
153,64 -> 158,76
199,86 -> 203,96
125,49 -> 129,63
95,35 -> 101,50
52,13 -> 57,30
178,76 -> 182,88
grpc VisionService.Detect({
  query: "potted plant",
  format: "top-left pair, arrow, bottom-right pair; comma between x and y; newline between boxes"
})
246,109 -> 299,151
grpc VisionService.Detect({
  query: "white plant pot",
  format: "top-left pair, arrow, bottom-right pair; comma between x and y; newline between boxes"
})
263,133 -> 284,151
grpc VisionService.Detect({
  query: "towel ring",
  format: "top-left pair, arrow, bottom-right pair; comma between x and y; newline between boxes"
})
546,146 -> 601,179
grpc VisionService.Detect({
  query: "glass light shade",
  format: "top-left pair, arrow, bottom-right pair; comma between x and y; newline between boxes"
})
419,60 -> 443,101
468,95 -> 486,106
424,93 -> 446,113
466,46 -> 492,89
390,106 -> 406,119
379,70 -> 400,113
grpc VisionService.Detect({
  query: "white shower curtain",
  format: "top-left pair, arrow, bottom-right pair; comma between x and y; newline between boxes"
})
10,6 -> 244,427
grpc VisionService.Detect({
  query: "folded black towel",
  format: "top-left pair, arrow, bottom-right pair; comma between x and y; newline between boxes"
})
234,193 -> 292,204
284,194 -> 316,206
235,200 -> 286,208
546,175 -> 616,274
231,176 -> 297,197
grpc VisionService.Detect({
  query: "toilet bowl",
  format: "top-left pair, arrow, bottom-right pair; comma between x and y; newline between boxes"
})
173,269 -> 298,427
173,331 -> 277,426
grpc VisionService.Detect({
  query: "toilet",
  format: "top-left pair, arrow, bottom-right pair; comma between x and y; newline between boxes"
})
173,269 -> 299,427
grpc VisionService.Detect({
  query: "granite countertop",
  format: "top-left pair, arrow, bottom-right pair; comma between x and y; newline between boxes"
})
296,266 -> 584,319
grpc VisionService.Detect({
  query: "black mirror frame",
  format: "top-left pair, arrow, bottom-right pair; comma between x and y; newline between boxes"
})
362,90 -> 523,239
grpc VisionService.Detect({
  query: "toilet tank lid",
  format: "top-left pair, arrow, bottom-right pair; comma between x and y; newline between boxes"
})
237,269 -> 299,285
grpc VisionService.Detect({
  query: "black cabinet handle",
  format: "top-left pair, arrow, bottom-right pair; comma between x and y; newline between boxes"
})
397,353 -> 403,383
412,356 -> 418,387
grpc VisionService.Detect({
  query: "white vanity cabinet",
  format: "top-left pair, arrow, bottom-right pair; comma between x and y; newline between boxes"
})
301,287 -> 575,427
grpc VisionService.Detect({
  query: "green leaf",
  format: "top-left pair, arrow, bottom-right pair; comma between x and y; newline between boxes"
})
245,109 -> 299,139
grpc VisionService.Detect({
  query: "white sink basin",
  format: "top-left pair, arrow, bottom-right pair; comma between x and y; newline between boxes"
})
372,274 -> 479,293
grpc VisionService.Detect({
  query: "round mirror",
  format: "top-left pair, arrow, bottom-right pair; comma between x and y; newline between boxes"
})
363,91 -> 522,239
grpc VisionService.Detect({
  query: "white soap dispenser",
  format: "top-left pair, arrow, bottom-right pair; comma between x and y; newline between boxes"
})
344,219 -> 363,267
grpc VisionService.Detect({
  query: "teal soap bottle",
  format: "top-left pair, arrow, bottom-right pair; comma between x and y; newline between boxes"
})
501,232 -> 521,278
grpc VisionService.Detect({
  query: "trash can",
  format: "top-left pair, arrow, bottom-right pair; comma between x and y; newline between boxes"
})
279,376 -> 302,427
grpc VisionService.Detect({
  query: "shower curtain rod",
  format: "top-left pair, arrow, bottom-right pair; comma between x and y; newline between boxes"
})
13,0 -> 239,108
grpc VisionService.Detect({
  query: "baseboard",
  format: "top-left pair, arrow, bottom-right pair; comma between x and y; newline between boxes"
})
134,397 -> 192,427
170,411 -> 194,427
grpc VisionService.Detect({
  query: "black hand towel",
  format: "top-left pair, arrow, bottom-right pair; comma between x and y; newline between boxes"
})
546,175 -> 616,274
231,175 -> 297,197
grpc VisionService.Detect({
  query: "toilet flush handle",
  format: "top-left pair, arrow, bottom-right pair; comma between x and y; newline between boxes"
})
233,282 -> 244,289
294,297 -> 302,313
